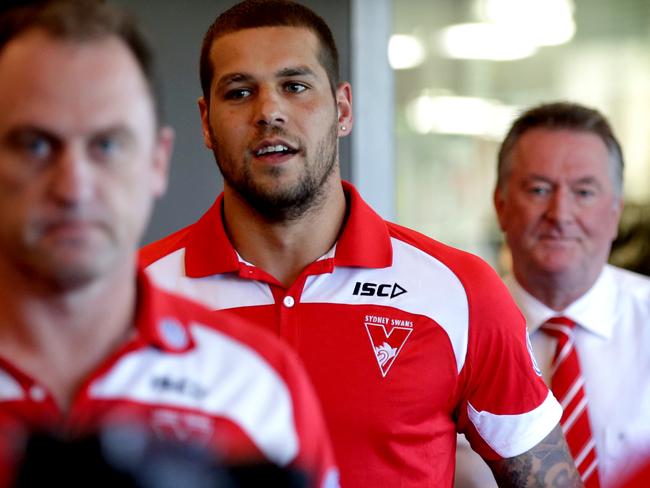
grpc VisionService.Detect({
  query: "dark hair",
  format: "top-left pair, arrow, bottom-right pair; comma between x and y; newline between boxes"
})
496,101 -> 624,195
0,0 -> 163,122
200,0 -> 340,102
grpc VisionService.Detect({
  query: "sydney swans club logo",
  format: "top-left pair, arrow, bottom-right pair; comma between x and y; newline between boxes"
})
364,315 -> 413,377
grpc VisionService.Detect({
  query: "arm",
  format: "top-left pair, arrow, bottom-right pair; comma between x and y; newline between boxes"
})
486,424 -> 583,488
455,434 -> 497,488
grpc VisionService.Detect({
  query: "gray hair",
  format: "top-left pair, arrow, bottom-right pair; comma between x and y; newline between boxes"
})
496,102 -> 624,195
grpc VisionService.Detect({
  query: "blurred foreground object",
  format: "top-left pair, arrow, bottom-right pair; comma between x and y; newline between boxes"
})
14,428 -> 307,488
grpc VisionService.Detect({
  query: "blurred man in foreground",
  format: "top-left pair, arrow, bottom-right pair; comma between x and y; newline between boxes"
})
456,102 -> 650,488
0,1 -> 337,486
142,1 -> 580,486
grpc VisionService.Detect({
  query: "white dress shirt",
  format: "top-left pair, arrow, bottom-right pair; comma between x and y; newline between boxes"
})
455,265 -> 650,487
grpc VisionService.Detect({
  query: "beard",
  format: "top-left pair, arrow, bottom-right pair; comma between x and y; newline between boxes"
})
208,120 -> 339,223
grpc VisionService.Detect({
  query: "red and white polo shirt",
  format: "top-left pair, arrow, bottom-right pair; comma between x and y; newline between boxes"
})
141,181 -> 561,487
0,273 -> 338,488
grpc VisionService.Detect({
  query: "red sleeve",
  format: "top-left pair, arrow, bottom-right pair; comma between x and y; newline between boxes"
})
453,259 -> 560,459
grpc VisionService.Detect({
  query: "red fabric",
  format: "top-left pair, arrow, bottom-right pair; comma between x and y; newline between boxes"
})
141,182 -> 560,487
617,458 -> 650,487
0,274 -> 337,488
541,317 -> 600,487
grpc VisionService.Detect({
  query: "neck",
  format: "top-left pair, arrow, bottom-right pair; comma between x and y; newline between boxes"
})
223,177 -> 347,288
0,258 -> 137,412
514,267 -> 598,311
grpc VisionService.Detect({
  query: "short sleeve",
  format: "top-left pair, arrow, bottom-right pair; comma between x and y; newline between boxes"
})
454,261 -> 561,459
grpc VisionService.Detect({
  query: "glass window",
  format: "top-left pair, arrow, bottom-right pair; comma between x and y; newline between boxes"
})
392,0 -> 650,271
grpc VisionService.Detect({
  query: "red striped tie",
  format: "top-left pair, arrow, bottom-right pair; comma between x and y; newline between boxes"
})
541,316 -> 600,487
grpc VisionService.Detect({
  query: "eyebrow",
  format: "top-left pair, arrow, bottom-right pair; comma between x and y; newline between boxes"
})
3,126 -> 58,146
276,66 -> 317,78
524,174 -> 603,187
3,124 -> 135,146
216,65 -> 318,90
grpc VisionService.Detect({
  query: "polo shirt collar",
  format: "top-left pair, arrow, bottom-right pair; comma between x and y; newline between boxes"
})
135,270 -> 196,353
333,181 -> 392,268
183,180 -> 392,276
184,193 -> 240,277
505,265 -> 617,339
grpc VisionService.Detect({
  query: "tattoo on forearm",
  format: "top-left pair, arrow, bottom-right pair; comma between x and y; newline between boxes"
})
486,425 -> 583,487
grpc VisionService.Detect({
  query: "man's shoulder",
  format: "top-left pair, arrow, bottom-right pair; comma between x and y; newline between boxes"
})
608,264 -> 650,295
140,224 -> 194,268
386,220 -> 501,287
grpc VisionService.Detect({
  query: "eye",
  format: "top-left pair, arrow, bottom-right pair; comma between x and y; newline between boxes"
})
284,82 -> 307,94
527,185 -> 551,197
224,88 -> 252,100
17,133 -> 53,160
574,187 -> 596,198
90,135 -> 121,160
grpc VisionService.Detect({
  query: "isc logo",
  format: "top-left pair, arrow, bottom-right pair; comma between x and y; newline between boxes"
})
352,281 -> 407,299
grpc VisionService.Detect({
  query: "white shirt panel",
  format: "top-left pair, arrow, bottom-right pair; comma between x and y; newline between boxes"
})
146,249 -> 275,310
302,237 -> 470,372
89,322 -> 298,466
507,265 -> 650,486
0,370 -> 24,401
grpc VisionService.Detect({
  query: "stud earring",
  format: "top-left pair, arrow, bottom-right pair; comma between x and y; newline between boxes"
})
340,125 -> 346,131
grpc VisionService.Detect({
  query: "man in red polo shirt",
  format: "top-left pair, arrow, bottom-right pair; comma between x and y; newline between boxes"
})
141,1 -> 580,486
0,1 -> 337,486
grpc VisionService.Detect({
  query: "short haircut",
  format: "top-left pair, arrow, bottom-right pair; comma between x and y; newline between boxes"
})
0,0 -> 163,123
200,0 -> 340,102
496,101 -> 624,195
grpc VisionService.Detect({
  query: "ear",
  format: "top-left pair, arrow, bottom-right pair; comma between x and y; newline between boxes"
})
493,187 -> 508,232
151,126 -> 174,198
608,196 -> 624,240
335,81 -> 353,137
198,96 -> 214,149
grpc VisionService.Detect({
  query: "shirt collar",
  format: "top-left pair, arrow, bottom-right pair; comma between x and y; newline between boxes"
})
184,193 -> 240,277
183,180 -> 392,276
332,181 -> 392,268
135,269 -> 196,353
505,265 -> 618,339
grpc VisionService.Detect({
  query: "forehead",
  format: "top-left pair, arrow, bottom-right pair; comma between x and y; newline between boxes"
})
512,128 -> 611,179
209,26 -> 324,81
0,29 -> 154,134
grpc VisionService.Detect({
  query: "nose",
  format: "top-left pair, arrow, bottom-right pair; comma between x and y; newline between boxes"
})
254,86 -> 287,128
48,145 -> 94,206
545,186 -> 573,224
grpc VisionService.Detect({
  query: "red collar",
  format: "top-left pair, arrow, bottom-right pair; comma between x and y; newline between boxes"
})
183,181 -> 393,278
0,271 -> 197,388
134,270 -> 196,353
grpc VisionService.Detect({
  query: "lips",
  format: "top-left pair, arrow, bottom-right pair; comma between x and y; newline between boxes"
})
38,214 -> 106,241
252,139 -> 299,158
537,234 -> 579,246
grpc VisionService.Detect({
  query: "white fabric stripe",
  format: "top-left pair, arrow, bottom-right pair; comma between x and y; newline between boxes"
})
581,458 -> 599,482
543,322 -> 575,375
574,437 -> 596,468
561,376 -> 585,410
145,249 -> 275,310
561,396 -> 588,433
542,323 -> 573,337
552,340 -> 574,375
467,391 -> 563,458
0,369 -> 24,401
302,238 -> 470,373
147,239 -> 473,374
89,323 -> 298,466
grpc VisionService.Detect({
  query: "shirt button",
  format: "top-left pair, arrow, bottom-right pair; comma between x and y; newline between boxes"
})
29,385 -> 46,402
283,296 -> 295,308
